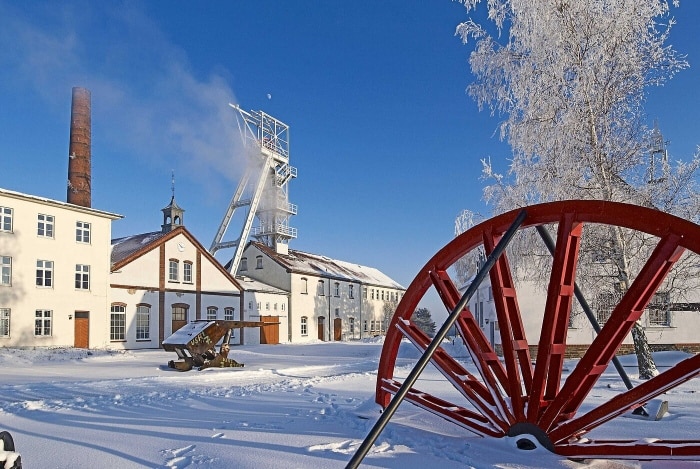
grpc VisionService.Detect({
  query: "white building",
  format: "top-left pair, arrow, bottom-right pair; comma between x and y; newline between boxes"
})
109,197 -> 260,349
239,242 -> 405,343
466,276 -> 700,357
0,188 -> 122,348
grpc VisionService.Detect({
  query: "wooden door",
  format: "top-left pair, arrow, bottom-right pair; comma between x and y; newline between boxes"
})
334,318 -> 342,341
74,311 -> 89,348
260,316 -> 279,344
317,317 -> 325,341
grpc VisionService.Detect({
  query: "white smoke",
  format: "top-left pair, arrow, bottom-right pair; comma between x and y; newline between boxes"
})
0,1 -> 246,200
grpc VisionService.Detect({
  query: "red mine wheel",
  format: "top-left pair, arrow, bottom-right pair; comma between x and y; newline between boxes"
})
377,200 -> 700,459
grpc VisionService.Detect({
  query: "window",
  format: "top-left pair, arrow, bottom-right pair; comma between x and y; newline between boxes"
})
301,316 -> 308,336
301,277 -> 308,294
595,292 -> 618,325
207,307 -> 218,320
257,302 -> 261,310
35,309 -> 52,336
349,284 -> 354,299
75,264 -> 90,290
172,305 -> 187,321
363,320 -> 368,332
371,289 -> 375,300
224,307 -> 235,321
240,257 -> 248,271
0,207 -> 12,232
0,308 -> 9,338
256,255 -> 263,269
349,317 -> 355,334
647,291 -> 671,327
266,302 -> 270,311
334,282 -> 340,297
363,287 -> 367,299
281,303 -> 285,311
110,304 -> 126,340
317,280 -> 325,296
381,290 -> 385,301
76,221 -> 91,243
36,260 -> 53,287
1,256 -> 11,286
248,301 -> 254,310
169,259 -> 179,281
136,305 -> 150,340
274,303 -> 278,311
183,261 -> 193,283
37,214 -> 54,238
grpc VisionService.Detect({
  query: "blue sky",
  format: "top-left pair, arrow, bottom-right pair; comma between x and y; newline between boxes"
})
2,1 -> 700,317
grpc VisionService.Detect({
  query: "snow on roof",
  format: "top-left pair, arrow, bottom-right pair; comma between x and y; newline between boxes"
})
111,231 -> 168,266
254,242 -> 404,289
162,321 -> 213,345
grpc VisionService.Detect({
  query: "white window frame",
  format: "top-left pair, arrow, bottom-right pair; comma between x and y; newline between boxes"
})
136,305 -> 150,340
75,264 -> 90,290
36,260 -> 54,287
183,261 -> 193,283
0,207 -> 12,232
37,214 -> 54,238
207,307 -> 218,321
169,259 -> 179,282
35,309 -> 52,337
76,221 -> 91,243
1,256 -> 11,286
110,304 -> 126,341
301,316 -> 308,336
0,308 -> 9,338
224,307 -> 235,321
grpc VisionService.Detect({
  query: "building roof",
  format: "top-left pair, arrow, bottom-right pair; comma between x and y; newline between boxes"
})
0,187 -> 122,220
111,231 -> 169,266
110,226 -> 243,291
252,242 -> 404,289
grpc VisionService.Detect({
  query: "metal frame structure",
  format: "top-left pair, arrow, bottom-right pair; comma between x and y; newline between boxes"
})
370,200 -> 700,461
210,105 -> 297,273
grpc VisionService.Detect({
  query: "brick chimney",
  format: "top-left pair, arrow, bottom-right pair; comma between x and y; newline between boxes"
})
67,87 -> 91,207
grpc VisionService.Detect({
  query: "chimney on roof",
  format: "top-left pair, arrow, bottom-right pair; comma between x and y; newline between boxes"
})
67,87 -> 91,207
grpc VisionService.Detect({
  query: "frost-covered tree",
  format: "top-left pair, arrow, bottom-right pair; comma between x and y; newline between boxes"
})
412,308 -> 437,337
456,0 -> 700,378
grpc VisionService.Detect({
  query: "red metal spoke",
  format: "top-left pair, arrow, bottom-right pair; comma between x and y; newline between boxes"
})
527,215 -> 583,422
550,352 -> 700,444
429,269 -> 514,426
379,379 -> 504,437
538,232 -> 685,431
396,317 -> 511,431
430,270 -> 509,386
483,230 -> 533,420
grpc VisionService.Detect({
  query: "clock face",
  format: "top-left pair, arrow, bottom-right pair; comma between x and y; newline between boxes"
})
177,242 -> 185,252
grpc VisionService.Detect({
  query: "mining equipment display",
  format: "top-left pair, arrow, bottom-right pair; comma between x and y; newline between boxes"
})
162,320 -> 275,371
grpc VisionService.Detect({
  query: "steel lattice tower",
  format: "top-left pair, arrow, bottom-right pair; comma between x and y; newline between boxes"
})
210,104 -> 297,273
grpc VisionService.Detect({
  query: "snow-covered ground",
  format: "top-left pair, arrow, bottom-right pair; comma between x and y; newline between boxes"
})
0,340 -> 699,468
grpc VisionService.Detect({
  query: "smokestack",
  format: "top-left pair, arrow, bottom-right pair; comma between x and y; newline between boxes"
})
67,87 -> 91,207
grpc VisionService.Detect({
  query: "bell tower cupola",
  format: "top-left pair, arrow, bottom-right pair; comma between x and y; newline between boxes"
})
161,172 -> 185,233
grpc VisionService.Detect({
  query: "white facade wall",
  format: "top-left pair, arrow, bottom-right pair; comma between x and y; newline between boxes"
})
109,230 -> 242,349
468,278 -> 700,351
0,190 -> 120,348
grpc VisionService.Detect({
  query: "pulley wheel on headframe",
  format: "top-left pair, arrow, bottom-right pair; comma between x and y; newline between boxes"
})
376,200 -> 700,459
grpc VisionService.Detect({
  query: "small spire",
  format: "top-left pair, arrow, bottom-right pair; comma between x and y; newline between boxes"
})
171,169 -> 176,199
